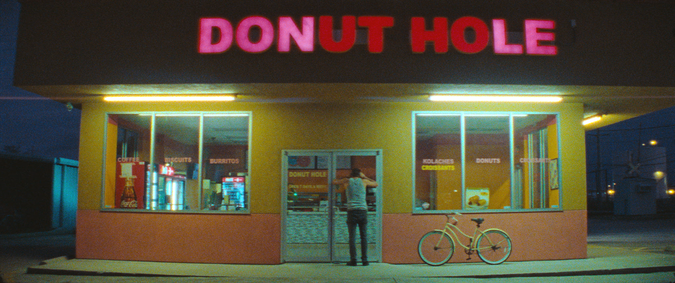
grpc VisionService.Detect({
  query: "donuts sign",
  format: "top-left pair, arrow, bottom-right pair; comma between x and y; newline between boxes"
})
198,16 -> 557,55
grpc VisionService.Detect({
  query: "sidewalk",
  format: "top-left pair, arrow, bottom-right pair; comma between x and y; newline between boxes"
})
26,245 -> 675,280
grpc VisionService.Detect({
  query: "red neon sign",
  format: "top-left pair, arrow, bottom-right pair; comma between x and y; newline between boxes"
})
450,16 -> 490,54
411,17 -> 448,53
319,16 -> 356,53
222,177 -> 245,183
236,16 -> 275,53
199,16 -> 557,56
492,19 -> 523,54
525,19 -> 557,55
159,165 -> 175,176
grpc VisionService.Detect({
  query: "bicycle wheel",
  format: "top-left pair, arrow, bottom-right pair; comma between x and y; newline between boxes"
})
476,229 -> 512,265
418,231 -> 455,266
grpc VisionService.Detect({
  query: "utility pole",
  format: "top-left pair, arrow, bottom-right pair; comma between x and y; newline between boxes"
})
587,130 -> 610,206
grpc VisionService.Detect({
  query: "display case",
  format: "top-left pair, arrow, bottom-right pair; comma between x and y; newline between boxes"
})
287,192 -> 328,212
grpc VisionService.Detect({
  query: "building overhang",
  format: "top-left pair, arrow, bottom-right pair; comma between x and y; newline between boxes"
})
15,83 -> 675,131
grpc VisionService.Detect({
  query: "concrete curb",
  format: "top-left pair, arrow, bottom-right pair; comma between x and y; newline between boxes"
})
25,256 -> 675,280
28,264 -> 675,279
434,266 -> 675,279
0,228 -> 74,239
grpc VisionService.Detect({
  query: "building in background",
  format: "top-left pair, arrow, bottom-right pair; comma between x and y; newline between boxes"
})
12,0 -> 675,264
610,147 -> 666,215
0,154 -> 78,234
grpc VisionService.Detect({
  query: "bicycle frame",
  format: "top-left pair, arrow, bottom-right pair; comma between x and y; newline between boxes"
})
418,213 -> 513,265
432,217 -> 500,253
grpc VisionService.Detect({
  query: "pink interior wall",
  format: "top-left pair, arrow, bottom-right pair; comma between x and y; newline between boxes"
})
76,210 -> 281,264
382,210 -> 587,263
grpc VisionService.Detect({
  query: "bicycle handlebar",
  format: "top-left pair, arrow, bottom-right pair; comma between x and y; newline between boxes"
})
445,212 -> 461,224
445,212 -> 462,219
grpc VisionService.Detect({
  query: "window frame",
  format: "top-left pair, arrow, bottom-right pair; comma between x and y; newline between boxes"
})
412,111 -> 562,214
100,112 -> 252,214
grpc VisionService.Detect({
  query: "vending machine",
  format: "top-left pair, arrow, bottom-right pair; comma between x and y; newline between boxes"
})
115,161 -> 147,209
163,174 -> 186,211
221,176 -> 246,210
147,164 -> 186,211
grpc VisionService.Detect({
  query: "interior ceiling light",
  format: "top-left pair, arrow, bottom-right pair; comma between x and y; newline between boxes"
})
582,115 -> 602,125
103,95 -> 236,102
429,95 -> 562,103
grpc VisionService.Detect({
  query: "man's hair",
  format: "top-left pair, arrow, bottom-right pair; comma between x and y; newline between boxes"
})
350,168 -> 361,177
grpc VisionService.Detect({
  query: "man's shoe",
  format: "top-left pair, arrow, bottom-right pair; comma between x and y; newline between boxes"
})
347,261 -> 357,266
362,261 -> 369,266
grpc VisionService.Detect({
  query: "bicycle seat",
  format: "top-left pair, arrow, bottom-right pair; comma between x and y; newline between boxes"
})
471,218 -> 484,225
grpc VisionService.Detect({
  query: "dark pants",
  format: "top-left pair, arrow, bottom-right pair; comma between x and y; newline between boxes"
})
347,209 -> 368,262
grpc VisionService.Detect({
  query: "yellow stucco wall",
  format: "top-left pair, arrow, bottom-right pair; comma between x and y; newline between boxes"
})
78,100 -> 587,214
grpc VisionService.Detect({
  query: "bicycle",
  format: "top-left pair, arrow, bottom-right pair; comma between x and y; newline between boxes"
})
418,212 -> 512,265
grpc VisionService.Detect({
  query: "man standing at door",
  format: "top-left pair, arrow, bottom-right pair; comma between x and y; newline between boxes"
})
333,168 -> 378,266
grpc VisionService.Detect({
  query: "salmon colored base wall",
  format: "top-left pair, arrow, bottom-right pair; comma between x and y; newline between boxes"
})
78,209 -> 586,264
382,210 -> 587,263
76,210 -> 281,264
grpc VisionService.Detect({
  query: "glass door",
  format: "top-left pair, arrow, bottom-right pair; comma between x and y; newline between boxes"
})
331,151 -> 380,263
282,150 -> 381,263
283,151 -> 332,262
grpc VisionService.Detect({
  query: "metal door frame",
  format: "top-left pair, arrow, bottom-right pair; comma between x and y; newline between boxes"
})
281,149 -> 382,263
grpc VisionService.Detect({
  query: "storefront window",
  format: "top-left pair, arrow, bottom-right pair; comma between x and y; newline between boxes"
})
152,115 -> 199,211
414,113 -> 560,212
464,116 -> 511,210
415,115 -> 461,211
103,113 -> 250,212
201,115 -> 250,211
513,114 -> 559,209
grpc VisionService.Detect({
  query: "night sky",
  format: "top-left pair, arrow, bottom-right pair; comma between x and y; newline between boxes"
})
586,107 -> 675,193
2,0 -> 674,179
1,0 -> 81,161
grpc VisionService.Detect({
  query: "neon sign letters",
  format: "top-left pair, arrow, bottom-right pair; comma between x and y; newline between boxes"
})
199,16 -> 557,55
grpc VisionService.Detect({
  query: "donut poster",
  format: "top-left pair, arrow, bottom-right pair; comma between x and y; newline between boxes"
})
466,188 -> 489,209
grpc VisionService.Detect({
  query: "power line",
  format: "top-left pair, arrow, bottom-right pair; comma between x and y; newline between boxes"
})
590,123 -> 675,133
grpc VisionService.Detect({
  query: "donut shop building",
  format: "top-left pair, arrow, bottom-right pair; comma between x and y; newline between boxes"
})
13,0 -> 675,264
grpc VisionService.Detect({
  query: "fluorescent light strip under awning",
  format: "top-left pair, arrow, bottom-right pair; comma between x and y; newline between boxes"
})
582,115 -> 602,125
104,95 -> 236,102
429,95 -> 563,103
